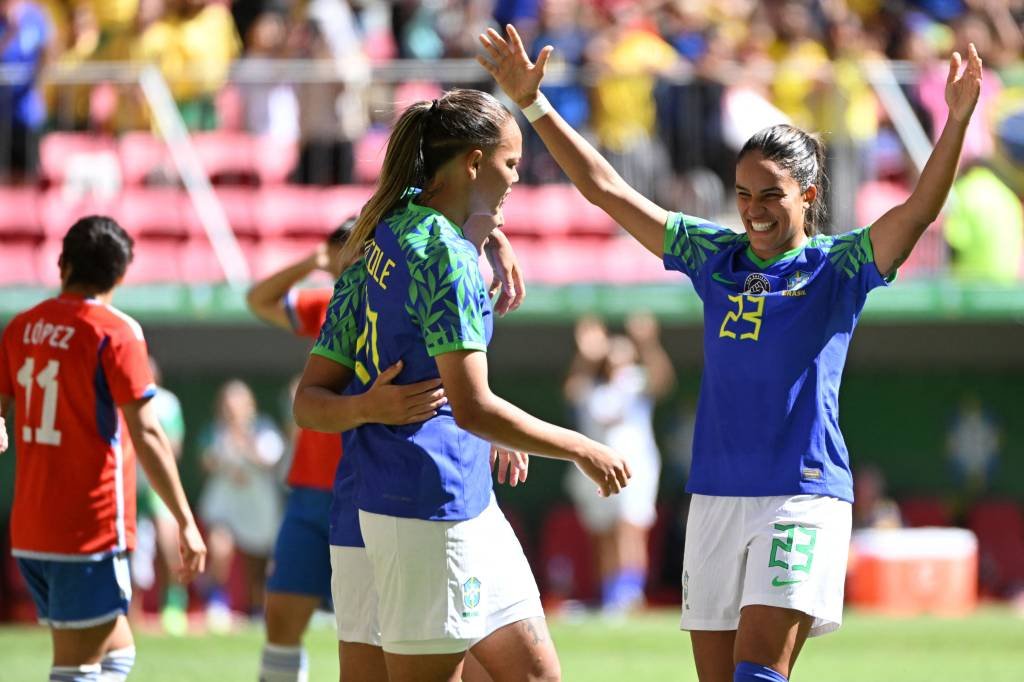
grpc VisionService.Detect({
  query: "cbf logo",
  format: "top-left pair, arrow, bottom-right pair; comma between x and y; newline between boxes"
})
462,577 -> 481,617
743,273 -> 771,294
786,270 -> 809,290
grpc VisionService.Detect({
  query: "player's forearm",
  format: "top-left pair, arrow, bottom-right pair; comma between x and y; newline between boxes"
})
903,115 -> 969,227
245,254 -> 319,329
136,428 -> 197,529
293,386 -> 369,433
451,392 -> 590,464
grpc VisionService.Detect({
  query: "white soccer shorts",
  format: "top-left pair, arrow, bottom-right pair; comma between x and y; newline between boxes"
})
330,545 -> 382,646
680,493 -> 851,637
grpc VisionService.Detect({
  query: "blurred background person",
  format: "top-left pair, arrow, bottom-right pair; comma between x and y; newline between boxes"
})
564,313 -> 675,614
851,465 -> 902,531
0,0 -> 52,182
198,378 -> 285,631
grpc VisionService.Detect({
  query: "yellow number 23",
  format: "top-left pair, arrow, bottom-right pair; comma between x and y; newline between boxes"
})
719,295 -> 764,341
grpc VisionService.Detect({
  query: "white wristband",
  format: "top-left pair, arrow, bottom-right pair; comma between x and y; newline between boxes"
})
521,92 -> 552,123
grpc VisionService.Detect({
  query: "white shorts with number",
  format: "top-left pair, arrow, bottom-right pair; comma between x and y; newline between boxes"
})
680,494 -> 851,638
359,494 -> 544,655
329,545 -> 382,646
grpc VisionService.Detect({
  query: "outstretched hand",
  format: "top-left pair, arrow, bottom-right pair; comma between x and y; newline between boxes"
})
946,43 -> 983,124
477,25 -> 552,108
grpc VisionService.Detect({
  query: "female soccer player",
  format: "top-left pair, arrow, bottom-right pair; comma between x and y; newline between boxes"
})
0,216 -> 206,681
294,88 -> 631,682
478,26 -> 982,682
247,217 -> 524,682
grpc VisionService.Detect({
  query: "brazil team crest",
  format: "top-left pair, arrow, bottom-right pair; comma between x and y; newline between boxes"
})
462,577 -> 482,616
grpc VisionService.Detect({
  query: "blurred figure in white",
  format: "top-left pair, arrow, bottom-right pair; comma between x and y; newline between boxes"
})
564,313 -> 675,613
199,379 -> 285,631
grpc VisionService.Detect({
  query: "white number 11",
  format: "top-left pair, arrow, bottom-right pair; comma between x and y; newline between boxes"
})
16,358 -> 63,446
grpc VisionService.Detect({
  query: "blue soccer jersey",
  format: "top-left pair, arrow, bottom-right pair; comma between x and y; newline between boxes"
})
663,213 -> 891,502
314,197 -> 494,522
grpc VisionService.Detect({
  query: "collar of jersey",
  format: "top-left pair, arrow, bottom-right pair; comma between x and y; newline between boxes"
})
743,242 -> 806,270
405,199 -> 466,239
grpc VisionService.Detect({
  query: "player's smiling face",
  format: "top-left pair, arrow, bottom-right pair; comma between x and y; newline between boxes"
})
471,117 -> 522,216
734,151 -> 816,261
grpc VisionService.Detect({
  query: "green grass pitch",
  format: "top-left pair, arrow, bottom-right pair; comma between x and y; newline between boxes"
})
1,608 -> 1022,680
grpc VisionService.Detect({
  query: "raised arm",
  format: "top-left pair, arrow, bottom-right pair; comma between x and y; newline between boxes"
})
478,25 -> 669,256
435,350 -> 631,496
293,356 -> 448,432
122,398 -> 206,581
870,44 -> 983,277
246,246 -> 331,331
626,312 -> 676,400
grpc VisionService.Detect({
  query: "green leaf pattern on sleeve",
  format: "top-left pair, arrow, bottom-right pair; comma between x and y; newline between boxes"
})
666,214 -> 746,275
813,227 -> 875,279
388,210 -> 487,355
311,261 -> 368,366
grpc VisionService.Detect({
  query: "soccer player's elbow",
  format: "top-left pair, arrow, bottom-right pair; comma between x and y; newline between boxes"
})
449,399 -> 486,434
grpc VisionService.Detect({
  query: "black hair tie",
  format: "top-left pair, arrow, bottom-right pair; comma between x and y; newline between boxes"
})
429,99 -> 439,113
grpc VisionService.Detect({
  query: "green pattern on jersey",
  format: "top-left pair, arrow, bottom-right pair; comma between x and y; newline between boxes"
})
388,208 -> 486,355
667,214 -> 747,274
313,261 -> 368,366
813,228 -> 874,279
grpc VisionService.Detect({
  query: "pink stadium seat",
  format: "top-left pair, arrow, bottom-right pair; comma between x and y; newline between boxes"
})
35,239 -> 64,287
253,137 -> 299,186
501,186 -> 567,238
0,241 -> 41,285
898,497 -> 952,527
353,127 -> 389,184
0,186 -> 42,239
192,130 -> 258,184
38,188 -> 118,239
538,505 -> 597,603
39,133 -> 118,186
528,237 -> 614,284
249,237 -> 322,279
122,237 -> 184,284
118,132 -> 175,186
179,236 -> 254,283
320,185 -> 374,228
180,186 -> 260,240
255,186 -> 325,239
116,187 -> 190,239
564,188 -> 619,237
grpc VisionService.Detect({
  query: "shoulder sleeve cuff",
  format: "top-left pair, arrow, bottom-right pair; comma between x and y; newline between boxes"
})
310,347 -> 356,369
426,341 -> 488,358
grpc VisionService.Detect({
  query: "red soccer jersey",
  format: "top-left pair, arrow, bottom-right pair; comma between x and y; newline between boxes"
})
284,288 -> 343,490
0,294 -> 155,558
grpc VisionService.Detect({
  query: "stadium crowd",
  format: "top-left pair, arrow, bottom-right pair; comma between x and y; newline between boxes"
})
2,0 -> 1024,280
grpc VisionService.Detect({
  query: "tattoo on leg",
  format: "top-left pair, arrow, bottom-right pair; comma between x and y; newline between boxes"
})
523,618 -> 547,646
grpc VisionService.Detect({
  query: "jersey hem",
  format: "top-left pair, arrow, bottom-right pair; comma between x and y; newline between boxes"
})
427,341 -> 487,357
12,548 -> 123,562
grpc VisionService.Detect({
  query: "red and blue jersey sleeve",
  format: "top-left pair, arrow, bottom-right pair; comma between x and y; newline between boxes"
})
286,288 -> 334,339
100,322 -> 156,406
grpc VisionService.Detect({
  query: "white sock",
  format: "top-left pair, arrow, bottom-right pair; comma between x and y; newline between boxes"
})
49,664 -> 101,681
99,646 -> 136,681
259,643 -> 308,682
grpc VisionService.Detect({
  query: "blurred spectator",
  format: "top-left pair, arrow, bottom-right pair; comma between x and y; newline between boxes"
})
522,0 -> 591,183
198,379 -> 285,630
944,162 -> 1023,283
852,466 -> 902,530
0,0 -> 52,182
564,313 -> 675,613
239,10 -> 298,140
289,0 -> 368,185
587,2 -> 678,200
134,0 -> 241,130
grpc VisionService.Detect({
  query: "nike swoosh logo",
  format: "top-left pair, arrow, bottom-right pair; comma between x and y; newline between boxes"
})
711,272 -> 734,285
771,577 -> 805,587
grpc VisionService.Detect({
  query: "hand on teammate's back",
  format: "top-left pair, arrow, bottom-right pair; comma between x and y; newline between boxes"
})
177,521 -> 207,582
491,446 -> 529,487
575,442 -> 631,497
364,360 -> 448,425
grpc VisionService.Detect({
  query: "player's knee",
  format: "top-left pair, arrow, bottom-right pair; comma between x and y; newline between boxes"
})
527,655 -> 561,682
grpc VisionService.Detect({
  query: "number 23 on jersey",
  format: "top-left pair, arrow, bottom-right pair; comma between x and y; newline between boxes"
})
719,294 -> 764,341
